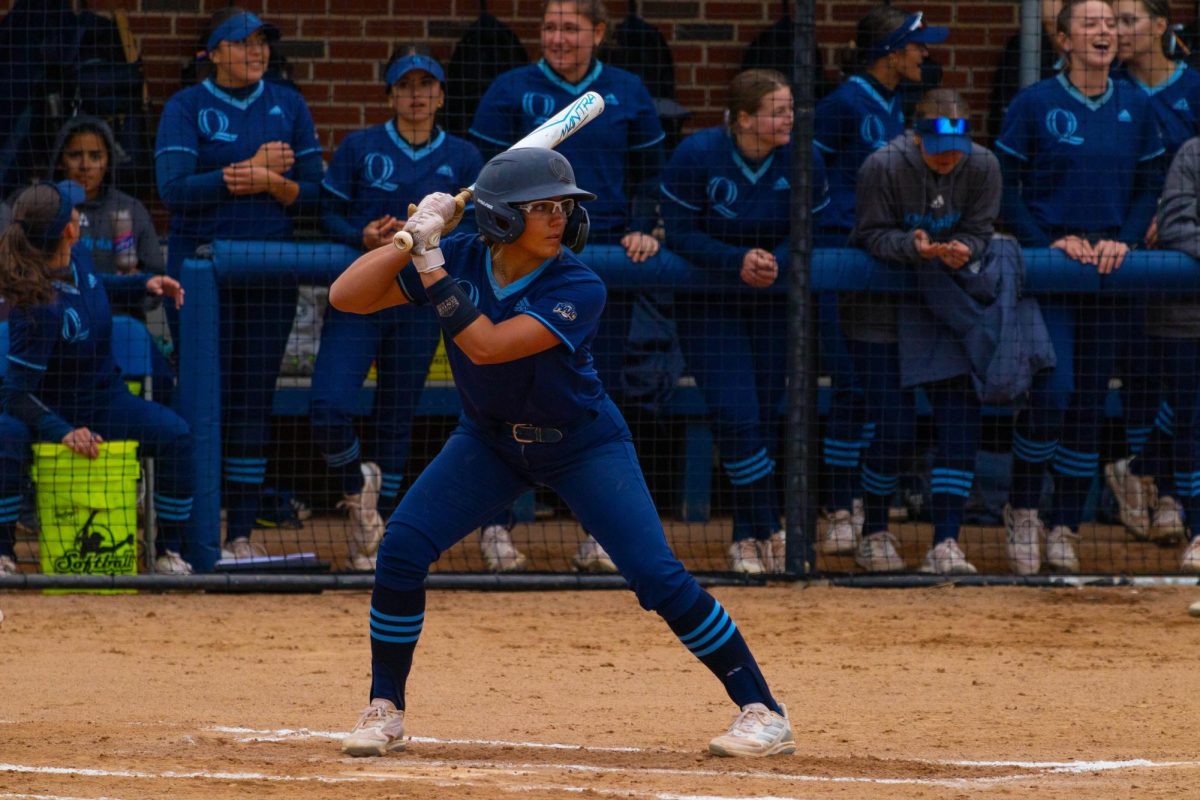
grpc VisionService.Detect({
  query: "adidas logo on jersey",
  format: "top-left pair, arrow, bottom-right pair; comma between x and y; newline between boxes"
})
268,105 -> 284,116
773,176 -> 789,190
604,93 -> 620,107
436,165 -> 454,179
930,194 -> 945,209
1117,109 -> 1132,122
1175,99 -> 1191,112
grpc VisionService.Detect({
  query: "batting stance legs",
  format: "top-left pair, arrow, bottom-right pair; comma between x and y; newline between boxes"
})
363,398 -> 791,755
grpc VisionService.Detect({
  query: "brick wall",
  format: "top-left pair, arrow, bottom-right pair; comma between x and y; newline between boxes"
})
7,1 -> 1196,155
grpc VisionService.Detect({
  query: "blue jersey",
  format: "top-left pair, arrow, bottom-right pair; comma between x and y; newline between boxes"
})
397,234 -> 606,425
155,78 -> 323,240
659,126 -> 827,271
3,248 -> 129,439
996,74 -> 1164,236
1114,62 -> 1200,159
814,75 -> 905,231
322,122 -> 483,246
469,60 -> 665,236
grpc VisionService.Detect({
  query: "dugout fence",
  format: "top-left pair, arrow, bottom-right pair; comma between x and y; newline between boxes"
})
4,0 -> 1200,590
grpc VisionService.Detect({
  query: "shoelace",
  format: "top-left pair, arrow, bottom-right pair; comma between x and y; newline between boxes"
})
728,706 -> 775,738
357,703 -> 395,729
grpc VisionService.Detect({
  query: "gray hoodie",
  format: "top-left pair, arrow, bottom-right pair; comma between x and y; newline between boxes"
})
47,116 -> 163,278
1150,136 -> 1200,338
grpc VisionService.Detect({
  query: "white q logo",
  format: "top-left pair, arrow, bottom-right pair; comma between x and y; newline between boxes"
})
860,114 -> 888,149
707,177 -> 739,220
364,153 -> 398,191
1045,109 -> 1084,145
198,108 -> 237,142
521,93 -> 556,126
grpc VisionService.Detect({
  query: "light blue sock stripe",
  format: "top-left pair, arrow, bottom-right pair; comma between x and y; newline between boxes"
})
931,477 -> 973,490
724,455 -> 772,480
824,456 -> 860,468
370,609 -> 424,624
326,441 -> 362,468
370,632 -> 421,644
728,460 -> 774,486
224,457 -> 267,465
679,601 -> 724,644
156,510 -> 191,522
0,511 -> 19,523
692,617 -> 738,658
683,609 -> 732,653
723,448 -> 768,472
0,497 -> 22,509
225,475 -> 265,485
371,620 -> 423,635
861,466 -> 899,496
1013,433 -> 1057,462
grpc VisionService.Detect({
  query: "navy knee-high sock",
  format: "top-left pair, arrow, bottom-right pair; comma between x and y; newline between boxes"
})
1012,432 -> 1056,511
663,590 -> 781,713
369,584 -> 425,709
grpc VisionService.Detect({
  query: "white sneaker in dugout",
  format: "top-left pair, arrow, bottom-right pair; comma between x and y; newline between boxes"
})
709,702 -> 796,757
339,461 -> 386,568
342,698 -> 406,757
1045,526 -> 1081,573
480,524 -> 527,572
155,550 -> 193,575
765,529 -> 786,573
572,535 -> 617,573
1004,505 -> 1042,576
728,538 -> 765,574
0,555 -> 17,576
851,497 -> 865,537
1104,459 -> 1150,540
819,509 -> 858,555
221,537 -> 268,561
1150,495 -> 1187,544
918,539 -> 978,575
1180,536 -> 1200,573
855,530 -> 905,572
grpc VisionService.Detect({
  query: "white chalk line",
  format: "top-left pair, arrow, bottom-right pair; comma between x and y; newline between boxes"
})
0,794 -> 126,800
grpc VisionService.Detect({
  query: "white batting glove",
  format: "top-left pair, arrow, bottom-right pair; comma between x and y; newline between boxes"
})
414,192 -> 458,225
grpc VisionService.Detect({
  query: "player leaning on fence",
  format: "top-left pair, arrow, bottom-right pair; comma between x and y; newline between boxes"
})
994,0 -> 1165,575
848,89 -> 1005,575
330,147 -> 795,758
0,181 -> 193,575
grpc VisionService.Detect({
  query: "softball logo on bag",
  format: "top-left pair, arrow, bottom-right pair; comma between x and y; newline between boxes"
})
52,509 -> 136,574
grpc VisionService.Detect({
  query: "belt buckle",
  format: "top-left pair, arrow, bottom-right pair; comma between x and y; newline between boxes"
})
511,423 -> 538,444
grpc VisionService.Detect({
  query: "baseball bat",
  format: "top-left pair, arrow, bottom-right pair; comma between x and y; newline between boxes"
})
394,90 -> 606,253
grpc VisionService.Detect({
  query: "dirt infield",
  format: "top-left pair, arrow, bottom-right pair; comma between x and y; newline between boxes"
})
1,584 -> 1199,799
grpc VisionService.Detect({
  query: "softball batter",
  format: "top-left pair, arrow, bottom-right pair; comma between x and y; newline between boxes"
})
333,147 -> 794,758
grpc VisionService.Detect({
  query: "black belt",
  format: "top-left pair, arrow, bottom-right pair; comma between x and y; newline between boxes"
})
480,412 -> 597,444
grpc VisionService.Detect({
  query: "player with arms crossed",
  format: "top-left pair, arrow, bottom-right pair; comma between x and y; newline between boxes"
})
332,147 -> 794,758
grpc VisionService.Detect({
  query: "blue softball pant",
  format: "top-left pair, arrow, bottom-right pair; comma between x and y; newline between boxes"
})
673,293 -> 786,542
310,304 -> 441,502
0,413 -> 28,560
376,396 -> 701,620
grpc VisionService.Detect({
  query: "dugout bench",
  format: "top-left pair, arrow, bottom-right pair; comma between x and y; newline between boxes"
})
177,241 -> 1200,572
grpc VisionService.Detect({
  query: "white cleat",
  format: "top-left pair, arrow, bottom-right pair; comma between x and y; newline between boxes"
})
819,509 -> 858,555
340,462 -> 386,571
709,702 -> 796,757
154,550 -> 193,575
1004,505 -> 1042,576
1104,459 -> 1150,540
572,534 -> 617,573
1045,525 -> 1081,573
342,698 -> 406,757
918,538 -> 978,575
1180,536 -> 1200,573
221,537 -> 268,561
0,554 -> 17,576
728,539 -> 765,574
855,530 -> 905,572
764,529 -> 786,573
1150,495 -> 1186,544
480,524 -> 527,572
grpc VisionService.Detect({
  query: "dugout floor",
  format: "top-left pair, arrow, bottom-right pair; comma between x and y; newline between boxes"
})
1,585 -> 1198,799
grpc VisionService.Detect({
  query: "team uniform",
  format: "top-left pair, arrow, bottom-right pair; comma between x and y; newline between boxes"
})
996,74 -> 1164,557
155,76 -> 322,550
659,127 -> 826,552
318,121 -> 483,510
812,74 -> 906,536
469,60 -> 664,241
357,230 -> 788,752
0,246 -> 193,557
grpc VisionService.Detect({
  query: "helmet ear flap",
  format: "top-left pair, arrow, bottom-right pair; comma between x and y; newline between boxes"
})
563,204 -> 589,254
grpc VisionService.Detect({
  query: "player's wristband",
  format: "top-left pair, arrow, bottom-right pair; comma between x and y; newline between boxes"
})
426,275 -> 481,338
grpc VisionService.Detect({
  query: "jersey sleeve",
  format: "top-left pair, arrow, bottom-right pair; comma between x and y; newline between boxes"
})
813,94 -> 844,155
289,94 -> 324,160
522,273 -> 606,353
469,75 -> 521,156
994,89 -> 1033,162
1138,95 -> 1166,162
2,307 -> 72,442
627,80 -> 667,152
321,133 -> 359,202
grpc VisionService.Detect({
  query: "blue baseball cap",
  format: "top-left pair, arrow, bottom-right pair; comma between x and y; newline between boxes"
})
206,11 -> 280,53
868,12 -> 949,60
385,54 -> 446,88
914,117 -> 972,155
14,180 -> 84,253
